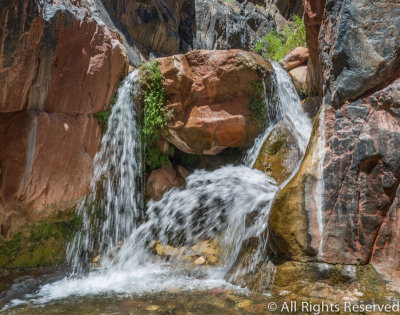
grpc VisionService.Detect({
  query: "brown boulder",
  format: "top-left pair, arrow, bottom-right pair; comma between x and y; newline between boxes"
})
0,0 -> 128,114
146,167 -> 184,201
289,65 -> 307,93
157,49 -> 273,155
279,47 -> 309,71
0,112 -> 101,238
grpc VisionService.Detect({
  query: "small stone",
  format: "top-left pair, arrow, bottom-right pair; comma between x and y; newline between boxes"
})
145,305 -> 160,311
194,256 -> 206,265
92,255 -> 101,263
208,255 -> 218,265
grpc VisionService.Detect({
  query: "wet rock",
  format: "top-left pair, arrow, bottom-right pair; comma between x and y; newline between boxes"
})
0,0 -> 129,114
145,305 -> 160,311
302,96 -> 322,121
157,49 -> 273,155
194,256 -> 206,265
253,123 -> 301,185
289,66 -> 307,93
146,167 -> 183,201
279,47 -> 308,71
0,112 -> 101,238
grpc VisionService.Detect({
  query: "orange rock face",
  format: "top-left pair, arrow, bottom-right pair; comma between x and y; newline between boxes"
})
0,0 -> 128,114
0,112 -> 101,238
0,0 -> 127,237
157,50 -> 273,155
279,47 -> 309,71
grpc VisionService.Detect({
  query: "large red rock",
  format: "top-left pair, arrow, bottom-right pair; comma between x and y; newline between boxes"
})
266,0 -> 400,266
0,0 -> 128,114
0,112 -> 101,238
157,50 -> 273,155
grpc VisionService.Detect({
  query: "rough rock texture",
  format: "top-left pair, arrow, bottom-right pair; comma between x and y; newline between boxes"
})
279,47 -> 308,71
253,122 -> 301,185
0,0 -> 128,114
303,0 -> 324,97
266,0 -> 304,20
146,167 -> 183,201
302,96 -> 322,120
194,0 -> 277,51
266,0 -> 400,265
0,0 -> 126,242
157,49 -> 273,155
99,0 -> 188,56
0,112 -> 101,238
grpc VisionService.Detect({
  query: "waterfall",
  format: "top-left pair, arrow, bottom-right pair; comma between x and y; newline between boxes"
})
6,61 -> 313,305
67,70 -> 143,273
244,62 -> 312,167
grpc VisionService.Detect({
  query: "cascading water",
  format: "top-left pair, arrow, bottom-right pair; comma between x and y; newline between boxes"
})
244,62 -> 312,167
67,70 -> 143,274
4,62 -> 313,307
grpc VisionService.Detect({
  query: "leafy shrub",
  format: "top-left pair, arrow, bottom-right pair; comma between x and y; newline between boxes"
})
254,15 -> 306,61
248,81 -> 267,128
140,60 -> 172,171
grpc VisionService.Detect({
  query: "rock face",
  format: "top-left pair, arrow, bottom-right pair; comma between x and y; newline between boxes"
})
0,112 -> 101,238
266,0 -> 400,266
194,0 -> 277,51
266,0 -> 304,19
99,0 -> 189,56
0,0 -> 128,113
303,0 -> 324,97
0,0 -> 127,239
157,49 -> 273,155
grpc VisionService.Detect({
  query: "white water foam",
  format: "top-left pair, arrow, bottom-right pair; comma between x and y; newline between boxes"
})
4,61 -> 314,309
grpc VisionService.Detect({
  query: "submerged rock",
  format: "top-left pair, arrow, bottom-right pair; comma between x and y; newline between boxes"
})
157,49 -> 274,155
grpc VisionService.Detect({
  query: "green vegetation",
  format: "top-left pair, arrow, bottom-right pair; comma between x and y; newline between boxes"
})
254,15 -> 306,61
140,60 -> 173,171
0,213 -> 81,269
248,81 -> 267,128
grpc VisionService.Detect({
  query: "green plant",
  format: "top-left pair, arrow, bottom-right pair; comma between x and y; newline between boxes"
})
254,15 -> 306,61
248,81 -> 267,128
140,60 -> 172,170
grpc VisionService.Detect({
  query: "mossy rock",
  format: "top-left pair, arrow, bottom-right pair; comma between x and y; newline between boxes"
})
253,122 -> 301,185
0,213 -> 81,269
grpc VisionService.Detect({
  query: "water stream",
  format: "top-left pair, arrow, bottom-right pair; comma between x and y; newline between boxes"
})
2,63 -> 313,311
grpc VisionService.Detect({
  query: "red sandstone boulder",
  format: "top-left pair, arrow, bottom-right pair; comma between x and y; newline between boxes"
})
146,167 -> 183,201
279,47 -> 309,71
157,50 -> 273,155
0,0 -> 128,114
0,112 -> 101,238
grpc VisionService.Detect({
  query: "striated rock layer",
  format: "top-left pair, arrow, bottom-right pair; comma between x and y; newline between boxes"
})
0,0 -> 128,240
157,49 -> 273,155
0,0 -> 128,114
267,0 -> 400,268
